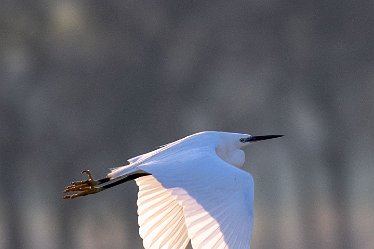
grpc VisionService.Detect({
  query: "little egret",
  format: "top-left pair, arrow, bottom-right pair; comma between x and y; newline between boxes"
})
64,131 -> 282,249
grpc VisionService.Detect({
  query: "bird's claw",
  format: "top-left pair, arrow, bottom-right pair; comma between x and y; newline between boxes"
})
63,186 -> 102,199
63,170 -> 102,199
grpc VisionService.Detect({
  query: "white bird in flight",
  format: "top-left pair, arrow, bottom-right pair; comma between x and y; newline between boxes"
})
64,131 -> 283,249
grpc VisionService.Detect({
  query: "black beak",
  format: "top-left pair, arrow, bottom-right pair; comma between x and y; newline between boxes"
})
245,135 -> 283,142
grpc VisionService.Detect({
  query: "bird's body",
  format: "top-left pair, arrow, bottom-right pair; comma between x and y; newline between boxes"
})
109,131 -> 248,178
110,131 -> 254,249
64,131 -> 283,249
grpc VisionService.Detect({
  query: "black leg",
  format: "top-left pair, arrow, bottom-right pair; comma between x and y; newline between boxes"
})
96,177 -> 111,185
101,172 -> 151,190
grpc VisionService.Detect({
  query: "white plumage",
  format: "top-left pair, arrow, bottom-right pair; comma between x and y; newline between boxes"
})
109,131 -> 255,249
64,131 -> 282,248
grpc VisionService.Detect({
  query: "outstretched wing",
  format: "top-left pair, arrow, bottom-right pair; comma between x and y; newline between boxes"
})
138,149 -> 254,249
135,175 -> 190,249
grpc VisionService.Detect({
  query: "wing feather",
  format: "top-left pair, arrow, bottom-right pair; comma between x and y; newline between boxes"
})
135,176 -> 190,249
138,150 -> 254,249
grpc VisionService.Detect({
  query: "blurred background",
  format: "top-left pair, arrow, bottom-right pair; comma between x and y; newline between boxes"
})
1,1 -> 373,249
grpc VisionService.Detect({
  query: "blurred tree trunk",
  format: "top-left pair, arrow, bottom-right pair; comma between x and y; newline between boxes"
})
308,66 -> 352,249
0,102 -> 25,249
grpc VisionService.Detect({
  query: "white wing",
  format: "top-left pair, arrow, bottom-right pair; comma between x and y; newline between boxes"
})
135,175 -> 190,249
137,148 -> 254,249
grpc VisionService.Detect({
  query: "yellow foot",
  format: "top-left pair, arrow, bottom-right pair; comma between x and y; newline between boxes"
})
63,170 -> 103,199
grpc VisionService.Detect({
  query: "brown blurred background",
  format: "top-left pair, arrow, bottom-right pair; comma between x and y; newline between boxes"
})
1,1 -> 373,249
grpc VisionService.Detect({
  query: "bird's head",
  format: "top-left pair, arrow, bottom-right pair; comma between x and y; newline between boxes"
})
213,132 -> 283,167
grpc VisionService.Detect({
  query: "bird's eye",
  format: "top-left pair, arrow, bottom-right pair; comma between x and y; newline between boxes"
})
240,138 -> 246,143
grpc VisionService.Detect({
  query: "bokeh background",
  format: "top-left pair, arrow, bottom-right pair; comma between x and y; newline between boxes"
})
1,1 -> 373,249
